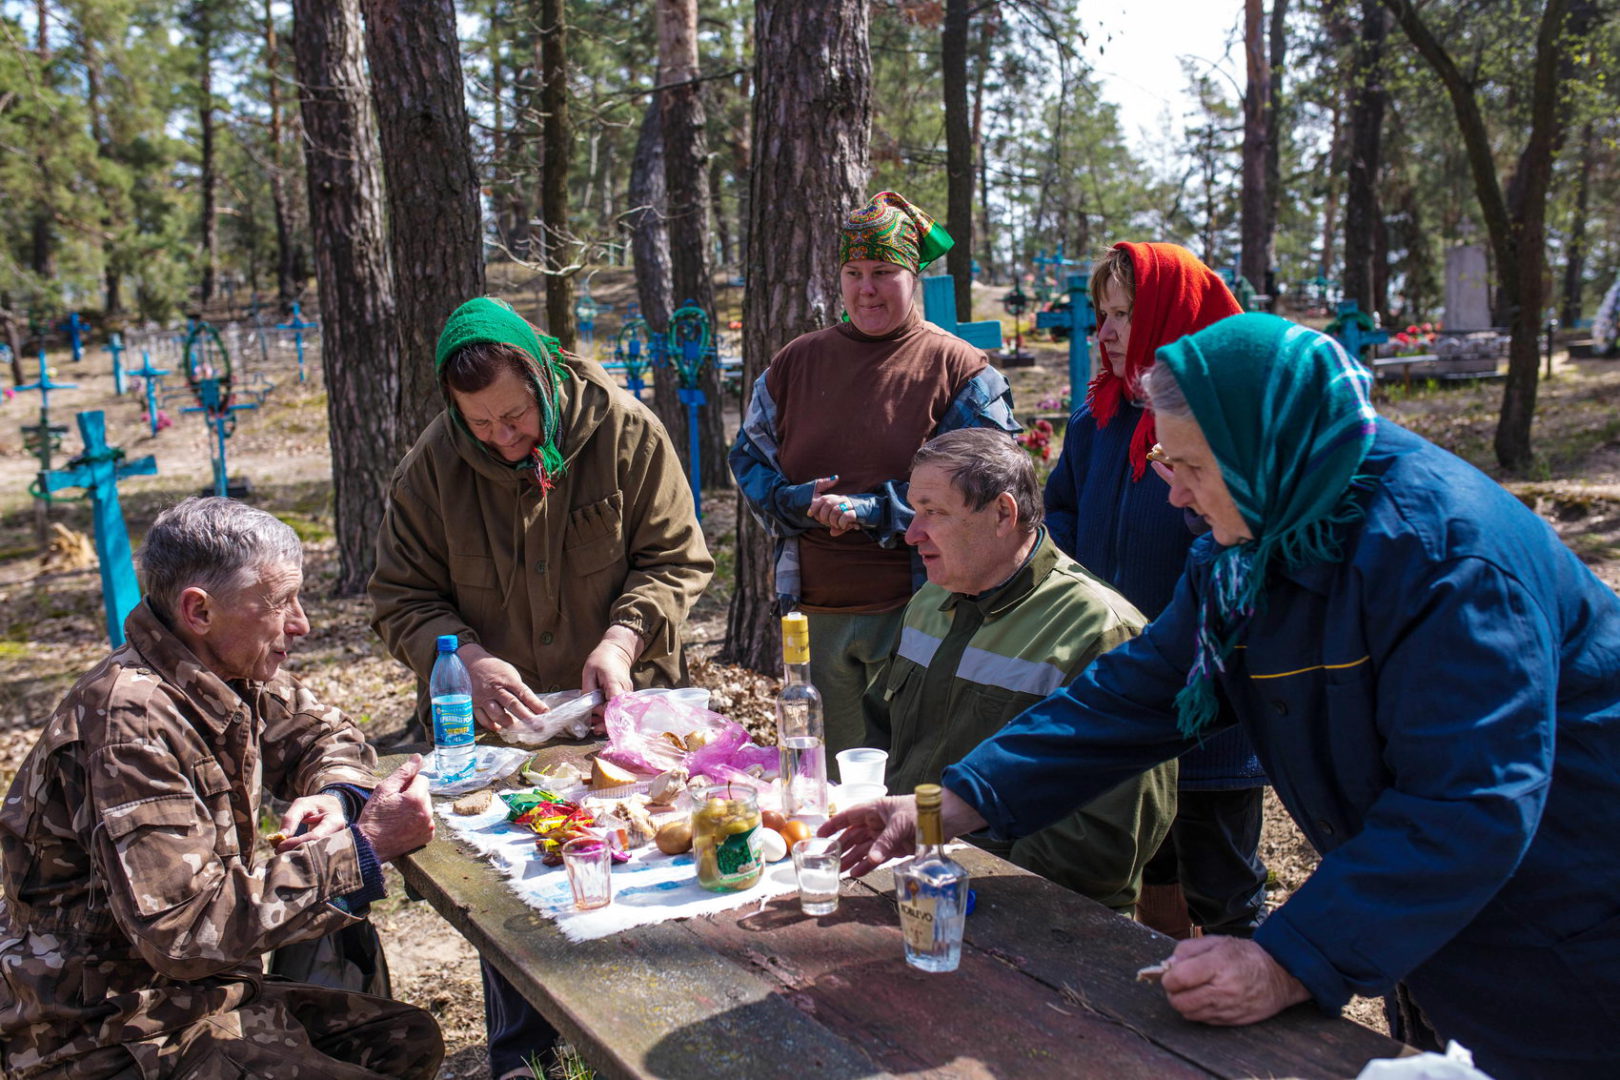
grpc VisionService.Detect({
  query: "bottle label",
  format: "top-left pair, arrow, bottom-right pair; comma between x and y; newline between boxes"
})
714,826 -> 762,885
899,890 -> 938,952
432,695 -> 475,748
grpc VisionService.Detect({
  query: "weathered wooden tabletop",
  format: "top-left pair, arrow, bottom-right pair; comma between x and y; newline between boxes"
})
384,745 -> 1407,1079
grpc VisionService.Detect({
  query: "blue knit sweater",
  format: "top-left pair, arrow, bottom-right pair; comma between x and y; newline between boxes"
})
1045,400 -> 1265,789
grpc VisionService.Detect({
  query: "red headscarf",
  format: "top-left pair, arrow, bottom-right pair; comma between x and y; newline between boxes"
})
1085,242 -> 1242,479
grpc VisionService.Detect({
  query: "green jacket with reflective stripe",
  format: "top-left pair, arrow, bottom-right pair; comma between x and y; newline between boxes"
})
868,531 -> 1177,911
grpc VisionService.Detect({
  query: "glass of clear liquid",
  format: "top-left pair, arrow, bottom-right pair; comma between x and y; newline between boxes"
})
792,836 -> 842,916
561,838 -> 613,910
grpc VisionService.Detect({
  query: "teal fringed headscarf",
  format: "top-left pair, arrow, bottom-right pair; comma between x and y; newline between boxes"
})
435,297 -> 572,493
1155,313 -> 1380,736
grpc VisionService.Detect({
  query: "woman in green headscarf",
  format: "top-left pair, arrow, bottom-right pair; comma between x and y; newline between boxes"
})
370,297 -> 715,1077
730,191 -> 1020,754
825,313 -> 1620,1080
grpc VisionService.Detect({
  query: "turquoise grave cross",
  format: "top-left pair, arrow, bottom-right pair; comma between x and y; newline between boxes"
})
17,348 -> 78,481
40,411 -> 158,646
921,274 -> 1003,350
104,331 -> 128,395
1035,272 -> 1098,403
129,351 -> 172,436
277,302 -> 314,383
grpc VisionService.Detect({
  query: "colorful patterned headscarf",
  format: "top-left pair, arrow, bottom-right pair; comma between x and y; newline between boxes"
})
435,297 -> 572,494
1086,242 -> 1242,481
838,191 -> 954,273
1155,314 -> 1379,737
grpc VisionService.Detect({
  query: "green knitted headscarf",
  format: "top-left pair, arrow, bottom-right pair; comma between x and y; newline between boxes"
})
435,297 -> 571,491
1155,313 -> 1380,736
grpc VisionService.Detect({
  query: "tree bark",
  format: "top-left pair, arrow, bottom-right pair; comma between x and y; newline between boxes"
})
1240,0 -> 1270,290
656,0 -> 726,488
1342,0 -> 1387,315
720,0 -> 870,673
627,98 -> 675,338
942,0 -> 973,317
1561,121 -> 1594,326
1264,0 -> 1289,298
1384,0 -> 1591,471
194,3 -> 219,306
539,0 -> 575,350
291,0 -> 401,594
361,0 -> 487,452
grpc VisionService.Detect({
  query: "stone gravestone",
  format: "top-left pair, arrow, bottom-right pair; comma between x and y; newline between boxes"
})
1445,245 -> 1492,331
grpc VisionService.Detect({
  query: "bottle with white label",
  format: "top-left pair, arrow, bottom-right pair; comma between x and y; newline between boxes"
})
430,634 -> 476,781
894,783 -> 969,972
776,612 -> 828,819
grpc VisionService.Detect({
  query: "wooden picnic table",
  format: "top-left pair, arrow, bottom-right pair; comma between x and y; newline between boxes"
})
384,744 -> 1408,1079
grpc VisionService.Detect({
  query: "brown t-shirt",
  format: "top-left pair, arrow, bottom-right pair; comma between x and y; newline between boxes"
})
767,308 -> 987,611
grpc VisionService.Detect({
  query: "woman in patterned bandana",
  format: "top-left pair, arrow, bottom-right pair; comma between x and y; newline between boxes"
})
731,191 -> 1020,754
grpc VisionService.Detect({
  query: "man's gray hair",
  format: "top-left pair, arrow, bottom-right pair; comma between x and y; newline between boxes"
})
139,497 -> 304,616
911,428 -> 1042,533
1141,362 -> 1194,420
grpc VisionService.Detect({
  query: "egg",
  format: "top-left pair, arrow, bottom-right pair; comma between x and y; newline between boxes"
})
761,809 -> 788,832
778,819 -> 814,850
758,826 -> 788,863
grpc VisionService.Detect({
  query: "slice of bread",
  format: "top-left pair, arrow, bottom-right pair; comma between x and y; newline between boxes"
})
591,756 -> 641,790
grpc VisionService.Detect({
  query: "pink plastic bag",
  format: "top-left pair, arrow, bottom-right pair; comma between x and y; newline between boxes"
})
600,689 -> 777,779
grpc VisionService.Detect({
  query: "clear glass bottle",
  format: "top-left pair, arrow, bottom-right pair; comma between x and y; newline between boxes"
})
894,784 -> 969,972
776,612 -> 828,819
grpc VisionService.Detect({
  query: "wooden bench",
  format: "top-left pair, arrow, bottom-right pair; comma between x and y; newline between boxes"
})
385,746 -> 1408,1078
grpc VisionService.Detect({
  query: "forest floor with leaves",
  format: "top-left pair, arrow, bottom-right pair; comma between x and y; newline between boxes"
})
1,277 -> 1617,1076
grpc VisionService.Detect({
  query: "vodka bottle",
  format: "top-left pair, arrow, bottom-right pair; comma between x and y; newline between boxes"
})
894,784 -> 969,972
776,612 -> 828,819
430,635 -> 476,781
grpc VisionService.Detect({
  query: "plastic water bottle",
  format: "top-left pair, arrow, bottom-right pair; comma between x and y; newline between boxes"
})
430,635 -> 476,781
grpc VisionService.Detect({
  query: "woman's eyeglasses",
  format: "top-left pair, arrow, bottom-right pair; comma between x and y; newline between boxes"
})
1146,443 -> 1174,480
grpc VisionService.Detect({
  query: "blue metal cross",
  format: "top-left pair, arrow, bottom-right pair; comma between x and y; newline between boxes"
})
129,351 -> 172,436
612,315 -> 652,400
1327,300 -> 1388,364
277,302 -> 315,383
921,274 -> 1003,351
667,300 -> 713,519
61,312 -> 88,363
17,349 -> 79,478
104,332 -> 128,395
184,379 -> 258,497
1035,273 -> 1098,402
40,411 -> 158,646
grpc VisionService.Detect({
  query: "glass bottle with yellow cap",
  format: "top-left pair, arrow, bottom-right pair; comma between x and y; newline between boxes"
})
776,612 -> 828,819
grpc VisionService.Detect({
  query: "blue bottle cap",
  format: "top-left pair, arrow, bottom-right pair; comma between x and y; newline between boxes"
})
436,634 -> 459,652
966,888 -> 976,917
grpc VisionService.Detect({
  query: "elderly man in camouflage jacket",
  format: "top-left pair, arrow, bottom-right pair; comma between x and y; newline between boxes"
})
0,498 -> 441,1079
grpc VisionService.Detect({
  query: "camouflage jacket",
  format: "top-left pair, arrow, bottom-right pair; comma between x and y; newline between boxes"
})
0,601 -> 379,1078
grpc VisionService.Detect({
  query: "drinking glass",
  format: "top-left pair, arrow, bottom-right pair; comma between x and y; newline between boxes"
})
561,837 -> 613,910
792,836 -> 842,916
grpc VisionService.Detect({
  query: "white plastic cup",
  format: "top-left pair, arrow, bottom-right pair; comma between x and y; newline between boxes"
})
835,747 -> 888,787
837,782 -> 887,809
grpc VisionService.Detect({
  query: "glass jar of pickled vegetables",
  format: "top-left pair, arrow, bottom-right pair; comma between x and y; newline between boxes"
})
692,785 -> 764,892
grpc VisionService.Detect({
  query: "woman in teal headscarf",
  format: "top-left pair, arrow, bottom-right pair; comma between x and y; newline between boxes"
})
825,314 -> 1620,1079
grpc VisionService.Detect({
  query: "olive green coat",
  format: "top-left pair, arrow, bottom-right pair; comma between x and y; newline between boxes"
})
370,355 -> 713,709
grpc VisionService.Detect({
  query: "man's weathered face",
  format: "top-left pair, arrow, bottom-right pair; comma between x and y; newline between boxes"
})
904,463 -> 1012,594
199,561 -> 310,682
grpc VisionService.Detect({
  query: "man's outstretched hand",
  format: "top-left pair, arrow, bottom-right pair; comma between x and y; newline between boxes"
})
355,754 -> 436,863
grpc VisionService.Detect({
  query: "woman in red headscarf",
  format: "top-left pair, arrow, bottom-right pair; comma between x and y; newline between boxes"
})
1042,242 -> 1269,938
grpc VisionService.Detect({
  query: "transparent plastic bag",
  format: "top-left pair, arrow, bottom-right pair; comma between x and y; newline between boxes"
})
500,689 -> 602,747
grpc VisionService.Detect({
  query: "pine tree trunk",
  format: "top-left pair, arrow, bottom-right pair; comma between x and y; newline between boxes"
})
291,0 -> 401,595
942,0 -> 973,317
360,0 -> 487,452
628,99 -> 676,337
539,0 -> 576,350
1342,0 -> 1387,315
1561,121 -> 1594,325
656,0 -> 726,488
197,10 -> 218,307
1240,0 -> 1270,291
720,0 -> 870,673
1264,0 -> 1289,298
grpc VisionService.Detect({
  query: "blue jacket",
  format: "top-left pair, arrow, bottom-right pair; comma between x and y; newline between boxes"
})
1045,400 -> 1263,789
950,421 -> 1620,1074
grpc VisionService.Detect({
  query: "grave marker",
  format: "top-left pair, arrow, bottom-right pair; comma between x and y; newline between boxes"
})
1035,272 -> 1098,403
921,275 -> 1003,350
40,411 -> 158,646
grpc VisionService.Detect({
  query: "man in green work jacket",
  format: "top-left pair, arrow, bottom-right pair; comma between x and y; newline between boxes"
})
866,428 -> 1176,913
